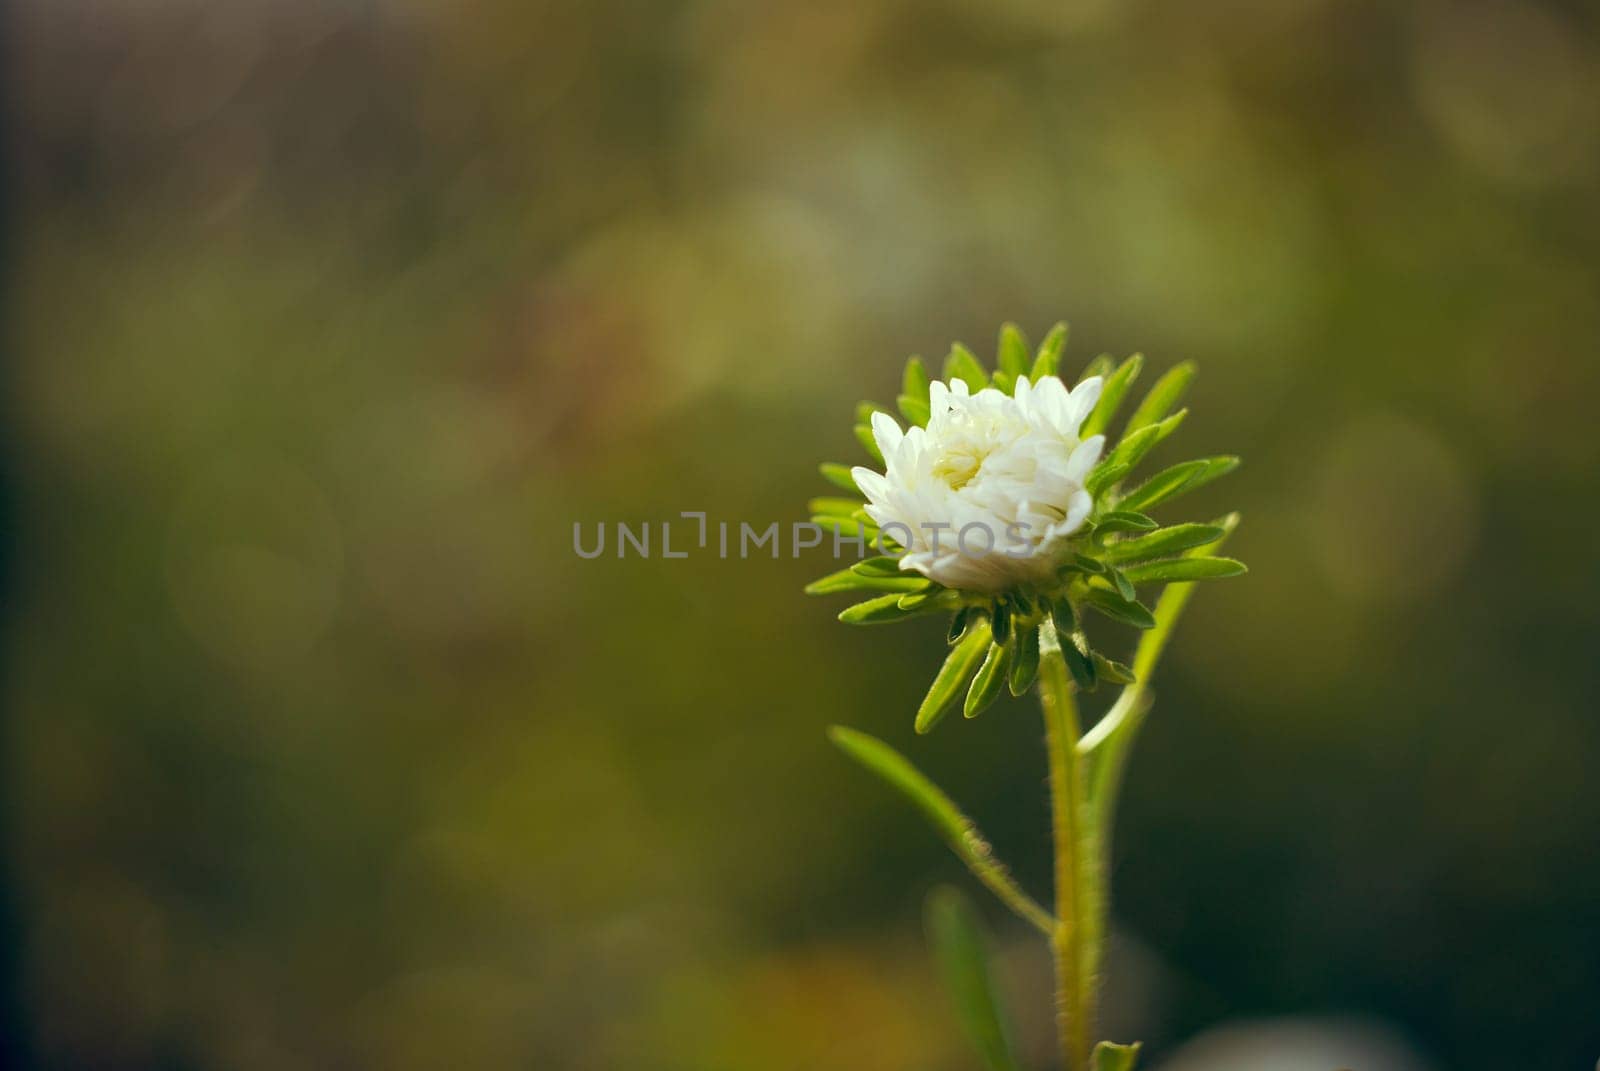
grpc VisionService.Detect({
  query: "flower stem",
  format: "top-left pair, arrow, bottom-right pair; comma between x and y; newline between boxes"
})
1038,620 -> 1098,1071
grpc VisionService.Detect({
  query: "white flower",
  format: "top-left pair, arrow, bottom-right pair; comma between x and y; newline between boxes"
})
852,376 -> 1106,593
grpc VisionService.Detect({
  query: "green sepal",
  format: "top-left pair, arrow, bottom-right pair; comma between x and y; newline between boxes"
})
808,495 -> 862,517
1049,595 -> 1077,634
804,569 -> 928,596
903,356 -> 931,405
997,323 -> 1030,378
812,515 -> 880,544
991,370 -> 1016,395
944,343 -> 989,392
851,555 -> 907,576
1104,522 -> 1226,563
1094,510 -> 1158,536
965,642 -> 1012,718
839,591 -> 947,625
1008,623 -> 1041,695
926,888 -> 1023,1071
1102,408 -> 1186,477
854,423 -> 883,464
1076,353 -> 1113,383
947,607 -> 974,645
990,602 -> 1011,645
1124,360 -> 1195,435
898,393 -> 932,427
1071,553 -> 1106,575
1085,460 -> 1132,497
1121,557 -> 1247,583
819,462 -> 860,493
1082,587 -> 1156,629
855,400 -> 886,424
1091,652 -> 1137,685
1062,631 -> 1098,691
917,621 -> 994,733
1115,454 -> 1226,514
900,589 -> 961,611
1091,1040 -> 1141,1071
1107,566 -> 1136,601
1032,323 -> 1068,381
1082,353 -> 1143,438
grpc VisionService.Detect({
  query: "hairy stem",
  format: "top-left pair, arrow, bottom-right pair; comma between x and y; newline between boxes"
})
1039,621 -> 1097,1071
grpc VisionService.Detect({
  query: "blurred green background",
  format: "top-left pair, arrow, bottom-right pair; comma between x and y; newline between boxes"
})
6,1 -> 1600,1068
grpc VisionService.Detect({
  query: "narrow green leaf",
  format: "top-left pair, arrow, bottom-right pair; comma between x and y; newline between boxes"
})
1082,353 -> 1143,438
917,621 -> 993,732
1122,557 -> 1247,583
1124,360 -> 1194,434
854,423 -> 883,464
948,606 -> 973,644
944,343 -> 989,392
827,726 -> 1055,934
965,642 -> 1011,718
1104,523 -> 1225,563
1072,553 -> 1106,575
1008,623 -> 1040,695
1091,652 -> 1137,685
840,591 -> 947,625
991,370 -> 1016,395
1062,632 -> 1098,691
926,887 -> 1023,1071
997,323 -> 1030,377
897,393 -> 932,427
1108,566 -> 1136,601
1076,353 -> 1113,384
1115,458 -> 1210,515
903,356 -> 931,405
1094,510 -> 1158,536
1109,408 -> 1187,472
851,555 -> 907,576
805,569 -> 928,596
1092,1040 -> 1142,1071
1032,322 -> 1068,382
1085,460 -> 1132,497
990,602 -> 1011,645
808,495 -> 862,517
855,400 -> 887,424
819,462 -> 860,493
812,515 -> 880,543
1082,587 -> 1156,629
1049,595 -> 1077,634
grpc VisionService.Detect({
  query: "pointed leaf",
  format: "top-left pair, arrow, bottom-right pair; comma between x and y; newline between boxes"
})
1049,594 -> 1077,634
809,496 -> 862,517
1094,510 -> 1158,536
1076,354 -> 1113,384
1031,323 -> 1068,382
1091,652 -> 1137,685
948,606 -> 973,645
805,569 -> 928,595
926,888 -> 1023,1071
903,356 -> 931,404
1115,458 -> 1212,515
1121,557 -> 1247,583
828,726 -> 1054,933
965,642 -> 1012,718
819,462 -> 861,493
1008,623 -> 1041,696
852,555 -> 908,577
898,393 -> 932,427
944,343 -> 988,392
1082,353 -> 1143,438
991,370 -> 1016,395
854,423 -> 883,464
917,621 -> 993,732
1062,631 -> 1098,691
1082,587 -> 1156,629
840,591 -> 947,625
1108,566 -> 1136,601
1124,360 -> 1195,435
1085,459 -> 1132,497
997,323 -> 1030,377
1104,523 -> 1226,563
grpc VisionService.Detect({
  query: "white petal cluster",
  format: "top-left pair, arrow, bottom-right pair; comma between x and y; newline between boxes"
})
852,376 -> 1105,593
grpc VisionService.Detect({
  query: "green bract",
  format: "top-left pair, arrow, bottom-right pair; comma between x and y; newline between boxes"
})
808,322 -> 1246,732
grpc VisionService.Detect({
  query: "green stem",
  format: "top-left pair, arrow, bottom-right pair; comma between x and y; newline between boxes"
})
1038,621 -> 1097,1071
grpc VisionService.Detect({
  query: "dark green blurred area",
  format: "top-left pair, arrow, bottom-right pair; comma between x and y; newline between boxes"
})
6,1 -> 1600,1068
